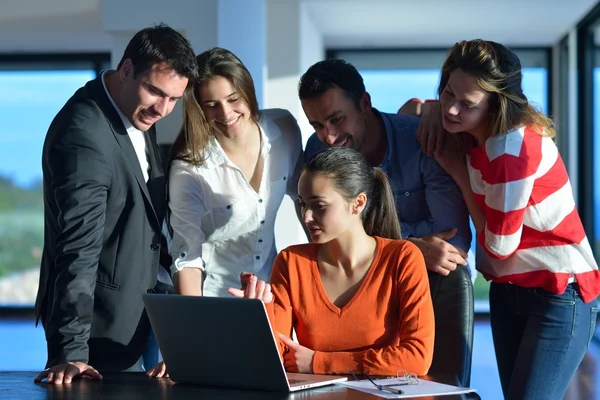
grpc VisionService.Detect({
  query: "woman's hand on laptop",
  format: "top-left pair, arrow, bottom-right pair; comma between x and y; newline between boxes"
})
227,273 -> 273,303
146,361 -> 169,378
277,333 -> 315,373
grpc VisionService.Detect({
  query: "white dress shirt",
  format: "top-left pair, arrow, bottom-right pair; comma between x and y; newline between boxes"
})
101,70 -> 149,182
168,109 -> 303,297
101,70 -> 171,285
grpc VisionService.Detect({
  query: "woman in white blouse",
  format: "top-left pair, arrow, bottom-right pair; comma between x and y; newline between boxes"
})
166,47 -> 304,298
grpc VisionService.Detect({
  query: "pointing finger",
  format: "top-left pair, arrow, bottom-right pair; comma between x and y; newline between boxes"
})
277,333 -> 299,350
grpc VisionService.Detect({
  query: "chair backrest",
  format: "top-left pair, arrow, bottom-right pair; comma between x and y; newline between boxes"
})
427,266 -> 474,387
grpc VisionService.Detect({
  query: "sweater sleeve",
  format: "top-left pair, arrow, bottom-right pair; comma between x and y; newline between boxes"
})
312,242 -> 435,376
480,145 -> 538,260
266,250 -> 295,355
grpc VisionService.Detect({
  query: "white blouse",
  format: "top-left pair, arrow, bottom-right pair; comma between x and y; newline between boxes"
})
168,109 -> 304,297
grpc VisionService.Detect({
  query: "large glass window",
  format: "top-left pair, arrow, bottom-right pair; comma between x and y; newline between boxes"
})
556,36 -> 570,158
593,30 -> 600,257
331,48 -> 549,306
0,57 -> 108,307
579,19 -> 600,261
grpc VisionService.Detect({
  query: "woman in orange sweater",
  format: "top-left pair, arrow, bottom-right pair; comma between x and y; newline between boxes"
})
229,147 -> 435,376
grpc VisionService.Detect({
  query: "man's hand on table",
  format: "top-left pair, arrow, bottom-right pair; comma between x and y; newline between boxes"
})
34,362 -> 102,384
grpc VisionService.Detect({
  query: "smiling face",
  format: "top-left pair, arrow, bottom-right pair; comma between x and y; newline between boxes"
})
439,68 -> 492,142
117,60 -> 189,131
301,87 -> 370,152
198,75 -> 253,139
298,171 -> 365,243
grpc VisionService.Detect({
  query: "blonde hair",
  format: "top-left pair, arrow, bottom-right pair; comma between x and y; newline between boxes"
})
438,39 -> 555,139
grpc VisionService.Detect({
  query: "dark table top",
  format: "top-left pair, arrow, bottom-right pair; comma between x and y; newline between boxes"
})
0,372 -> 481,399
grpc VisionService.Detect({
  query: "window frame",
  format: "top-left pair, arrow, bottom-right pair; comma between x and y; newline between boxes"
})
0,52 -> 109,316
577,4 -> 600,257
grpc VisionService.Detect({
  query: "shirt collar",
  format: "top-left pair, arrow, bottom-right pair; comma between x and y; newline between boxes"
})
202,113 -> 274,169
258,112 -> 281,141
101,70 -> 143,136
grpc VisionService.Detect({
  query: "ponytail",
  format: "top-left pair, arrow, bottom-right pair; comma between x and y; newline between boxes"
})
363,168 -> 401,239
304,147 -> 402,240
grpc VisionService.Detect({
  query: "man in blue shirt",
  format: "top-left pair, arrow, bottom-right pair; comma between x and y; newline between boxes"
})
299,59 -> 472,277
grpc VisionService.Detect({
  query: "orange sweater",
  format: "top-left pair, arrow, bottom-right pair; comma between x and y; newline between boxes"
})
266,236 -> 434,376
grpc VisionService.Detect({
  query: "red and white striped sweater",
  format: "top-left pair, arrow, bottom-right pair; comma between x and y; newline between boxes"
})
467,126 -> 600,302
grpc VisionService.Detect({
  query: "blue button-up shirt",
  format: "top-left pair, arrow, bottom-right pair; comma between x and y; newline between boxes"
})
304,110 -> 472,258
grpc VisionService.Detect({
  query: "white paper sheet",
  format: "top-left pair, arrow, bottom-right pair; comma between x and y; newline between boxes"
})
341,377 -> 477,399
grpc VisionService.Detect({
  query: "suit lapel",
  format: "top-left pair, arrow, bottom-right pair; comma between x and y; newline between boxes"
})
144,128 -> 160,180
144,127 -> 166,225
90,75 -> 161,228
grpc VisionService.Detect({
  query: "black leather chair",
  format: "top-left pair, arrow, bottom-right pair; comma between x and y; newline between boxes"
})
427,266 -> 474,387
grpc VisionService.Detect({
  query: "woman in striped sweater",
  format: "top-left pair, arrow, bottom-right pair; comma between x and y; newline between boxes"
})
432,39 -> 600,400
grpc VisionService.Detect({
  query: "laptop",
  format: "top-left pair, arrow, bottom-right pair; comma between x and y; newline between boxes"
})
143,294 -> 348,392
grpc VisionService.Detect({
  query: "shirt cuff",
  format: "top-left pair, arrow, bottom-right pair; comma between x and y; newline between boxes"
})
170,253 -> 205,275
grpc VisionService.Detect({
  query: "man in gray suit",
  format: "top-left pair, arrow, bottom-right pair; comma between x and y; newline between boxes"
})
34,24 -> 198,384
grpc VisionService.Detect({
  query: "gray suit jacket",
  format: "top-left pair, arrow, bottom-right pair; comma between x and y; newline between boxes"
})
35,74 -> 168,371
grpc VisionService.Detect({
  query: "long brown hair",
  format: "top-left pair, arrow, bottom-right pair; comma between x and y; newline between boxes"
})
438,39 -> 555,139
170,47 -> 261,166
304,148 -> 401,240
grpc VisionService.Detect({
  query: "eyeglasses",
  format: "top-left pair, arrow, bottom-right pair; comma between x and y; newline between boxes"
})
350,370 -> 419,395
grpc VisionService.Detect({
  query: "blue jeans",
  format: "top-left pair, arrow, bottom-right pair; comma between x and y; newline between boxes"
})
122,328 -> 161,372
489,282 -> 598,400
142,328 -> 160,371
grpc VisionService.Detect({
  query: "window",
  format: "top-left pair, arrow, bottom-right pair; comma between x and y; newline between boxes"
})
330,48 -> 550,306
0,55 -> 109,307
595,60 -> 600,257
592,32 -> 600,257
556,36 -> 570,158
578,12 -> 600,260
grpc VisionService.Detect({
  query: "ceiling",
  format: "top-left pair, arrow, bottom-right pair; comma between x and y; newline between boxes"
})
0,0 -> 597,53
302,0 -> 599,48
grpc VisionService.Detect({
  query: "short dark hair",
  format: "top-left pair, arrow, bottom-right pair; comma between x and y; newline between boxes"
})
298,59 -> 365,107
117,23 -> 198,80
